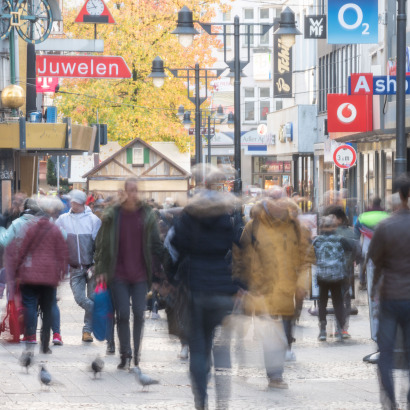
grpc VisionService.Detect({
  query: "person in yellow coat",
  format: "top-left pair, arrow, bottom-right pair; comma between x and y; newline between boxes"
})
235,197 -> 314,389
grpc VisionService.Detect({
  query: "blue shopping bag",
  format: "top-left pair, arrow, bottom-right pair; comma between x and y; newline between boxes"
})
92,283 -> 113,341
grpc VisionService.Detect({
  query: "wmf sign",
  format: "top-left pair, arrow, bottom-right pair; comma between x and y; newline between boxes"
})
304,15 -> 327,39
327,0 -> 378,44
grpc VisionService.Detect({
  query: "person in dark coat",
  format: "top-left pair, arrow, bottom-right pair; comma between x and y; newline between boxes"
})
172,167 -> 241,410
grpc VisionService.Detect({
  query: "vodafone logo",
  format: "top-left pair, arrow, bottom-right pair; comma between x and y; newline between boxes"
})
336,103 -> 357,124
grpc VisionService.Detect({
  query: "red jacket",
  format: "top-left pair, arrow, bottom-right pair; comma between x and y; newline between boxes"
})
10,218 -> 68,287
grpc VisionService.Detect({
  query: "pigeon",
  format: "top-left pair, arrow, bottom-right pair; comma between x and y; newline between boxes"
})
19,350 -> 33,373
39,365 -> 52,389
91,356 -> 104,378
132,367 -> 159,391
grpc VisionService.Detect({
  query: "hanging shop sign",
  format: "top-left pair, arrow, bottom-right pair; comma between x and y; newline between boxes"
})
36,55 -> 131,78
273,22 -> 292,98
327,0 -> 378,44
333,144 -> 357,169
349,73 -> 410,95
75,0 -> 115,23
304,15 -> 327,39
327,94 -> 372,132
36,77 -> 59,93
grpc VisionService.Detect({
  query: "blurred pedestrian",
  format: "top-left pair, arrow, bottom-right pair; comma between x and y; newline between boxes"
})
313,215 -> 353,342
172,165 -> 242,410
7,216 -> 68,353
368,175 -> 410,409
237,197 -> 313,388
94,177 -> 167,370
55,190 -> 101,343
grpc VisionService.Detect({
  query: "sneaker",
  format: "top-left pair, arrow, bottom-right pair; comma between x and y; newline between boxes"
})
117,357 -> 131,370
318,329 -> 326,342
21,335 -> 37,344
106,341 -> 115,355
268,378 -> 289,389
52,333 -> 63,346
151,312 -> 160,320
342,330 -> 351,339
41,347 -> 52,354
285,349 -> 296,362
179,344 -> 189,360
82,332 -> 93,342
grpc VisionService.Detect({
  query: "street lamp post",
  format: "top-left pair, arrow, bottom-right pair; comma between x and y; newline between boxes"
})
172,8 -> 274,193
395,0 -> 407,178
149,57 -> 224,165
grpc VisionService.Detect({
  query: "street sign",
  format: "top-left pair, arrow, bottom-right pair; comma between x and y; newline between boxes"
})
333,144 -> 357,169
327,0 -> 378,44
75,0 -> 115,24
188,127 -> 215,136
327,94 -> 372,133
36,55 -> 131,78
348,73 -> 410,95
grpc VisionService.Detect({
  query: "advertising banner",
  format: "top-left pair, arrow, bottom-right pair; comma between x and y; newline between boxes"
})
273,21 -> 292,98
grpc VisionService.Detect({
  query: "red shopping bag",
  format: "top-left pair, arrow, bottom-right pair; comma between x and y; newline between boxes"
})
0,300 -> 22,343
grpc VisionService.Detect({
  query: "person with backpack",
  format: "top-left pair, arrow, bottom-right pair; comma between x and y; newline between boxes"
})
313,215 -> 353,341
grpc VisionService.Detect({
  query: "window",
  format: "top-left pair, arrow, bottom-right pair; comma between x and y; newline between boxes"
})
245,102 -> 255,121
260,88 -> 270,98
260,101 -> 270,121
222,10 -> 232,47
133,148 -> 144,165
276,100 -> 283,111
243,9 -> 254,46
260,26 -> 270,46
244,88 -> 255,98
259,8 -> 269,19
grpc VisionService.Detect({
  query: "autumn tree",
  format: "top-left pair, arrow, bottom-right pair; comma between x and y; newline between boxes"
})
55,0 -> 230,151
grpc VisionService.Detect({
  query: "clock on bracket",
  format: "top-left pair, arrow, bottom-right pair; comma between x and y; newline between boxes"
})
86,0 -> 105,15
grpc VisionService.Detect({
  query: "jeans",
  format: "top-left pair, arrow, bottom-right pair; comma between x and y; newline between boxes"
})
377,300 -> 410,406
36,288 -> 60,335
20,284 -> 55,352
282,316 -> 294,348
189,292 -> 234,409
318,279 -> 345,329
110,279 -> 147,362
342,274 -> 352,330
70,267 -> 95,334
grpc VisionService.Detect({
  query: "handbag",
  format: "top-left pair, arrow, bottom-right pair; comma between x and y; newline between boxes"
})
0,299 -> 21,343
92,282 -> 113,341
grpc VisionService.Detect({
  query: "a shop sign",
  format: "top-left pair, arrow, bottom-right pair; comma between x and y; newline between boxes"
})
284,161 -> 291,172
304,15 -> 327,39
327,0 -> 378,44
327,94 -> 372,132
253,53 -> 272,81
75,0 -> 115,24
333,144 -> 357,169
36,55 -> 131,78
273,21 -> 292,98
36,77 -> 59,93
349,73 -> 410,95
241,130 -> 274,146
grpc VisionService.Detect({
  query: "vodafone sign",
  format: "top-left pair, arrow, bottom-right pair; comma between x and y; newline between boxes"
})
333,144 -> 357,169
327,94 -> 372,133
36,55 -> 131,79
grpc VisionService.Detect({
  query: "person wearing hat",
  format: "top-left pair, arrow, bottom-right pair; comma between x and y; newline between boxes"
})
56,190 -> 101,342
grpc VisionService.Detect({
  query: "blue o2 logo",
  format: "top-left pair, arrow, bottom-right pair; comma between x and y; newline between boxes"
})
328,0 -> 378,44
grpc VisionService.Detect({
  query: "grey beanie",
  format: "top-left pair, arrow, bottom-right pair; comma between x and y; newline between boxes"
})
69,189 -> 87,205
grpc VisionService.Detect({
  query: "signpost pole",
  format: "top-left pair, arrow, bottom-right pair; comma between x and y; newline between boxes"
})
207,115 -> 211,164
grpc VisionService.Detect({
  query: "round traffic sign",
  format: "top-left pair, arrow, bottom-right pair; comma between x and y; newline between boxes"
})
333,144 -> 357,169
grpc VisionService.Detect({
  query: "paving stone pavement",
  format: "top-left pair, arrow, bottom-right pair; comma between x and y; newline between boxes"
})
0,279 -> 401,409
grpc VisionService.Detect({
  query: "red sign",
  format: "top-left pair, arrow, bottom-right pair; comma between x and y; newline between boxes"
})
36,77 -> 59,93
75,0 -> 115,24
327,94 -> 372,133
333,144 -> 357,169
350,73 -> 373,95
36,55 -> 131,79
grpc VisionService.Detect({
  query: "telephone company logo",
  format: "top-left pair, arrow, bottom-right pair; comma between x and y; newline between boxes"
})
336,103 -> 357,124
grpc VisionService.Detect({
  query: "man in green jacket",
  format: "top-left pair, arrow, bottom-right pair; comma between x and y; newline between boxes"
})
94,177 -> 167,370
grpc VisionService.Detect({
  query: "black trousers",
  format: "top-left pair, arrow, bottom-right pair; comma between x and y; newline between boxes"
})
317,280 -> 345,329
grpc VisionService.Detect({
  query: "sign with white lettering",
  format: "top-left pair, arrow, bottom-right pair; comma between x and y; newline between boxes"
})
36,55 -> 131,78
349,73 -> 410,95
304,15 -> 327,39
273,20 -> 292,98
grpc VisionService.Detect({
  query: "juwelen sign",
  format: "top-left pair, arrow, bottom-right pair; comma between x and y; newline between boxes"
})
36,55 -> 131,78
333,144 -> 357,169
327,94 -> 372,133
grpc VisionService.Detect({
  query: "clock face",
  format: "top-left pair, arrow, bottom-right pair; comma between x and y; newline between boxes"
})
86,0 -> 105,15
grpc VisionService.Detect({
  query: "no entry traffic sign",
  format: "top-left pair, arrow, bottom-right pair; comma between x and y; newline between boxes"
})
333,144 -> 357,169
36,55 -> 131,78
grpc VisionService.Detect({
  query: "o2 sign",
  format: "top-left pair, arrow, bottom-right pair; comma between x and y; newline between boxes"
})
333,144 -> 357,169
327,0 -> 378,44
